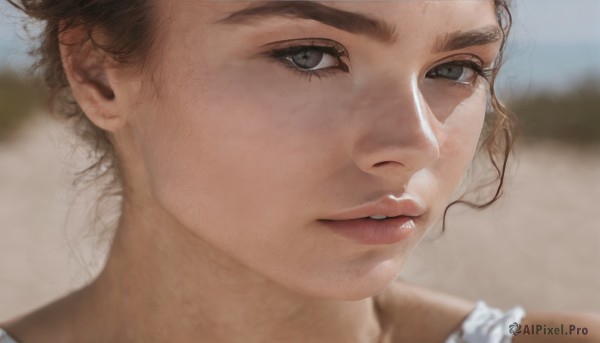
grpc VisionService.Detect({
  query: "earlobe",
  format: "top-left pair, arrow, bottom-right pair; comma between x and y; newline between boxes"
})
58,24 -> 125,132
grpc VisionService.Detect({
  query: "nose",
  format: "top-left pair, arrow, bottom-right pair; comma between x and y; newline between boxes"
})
351,74 -> 441,178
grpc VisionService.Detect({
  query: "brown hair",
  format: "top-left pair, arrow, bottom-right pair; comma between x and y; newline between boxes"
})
7,0 -> 517,235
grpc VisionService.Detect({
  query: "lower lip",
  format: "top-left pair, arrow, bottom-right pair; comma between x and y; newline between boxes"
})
318,216 -> 417,245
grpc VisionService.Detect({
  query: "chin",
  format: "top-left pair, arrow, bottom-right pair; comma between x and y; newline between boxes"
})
284,258 -> 405,301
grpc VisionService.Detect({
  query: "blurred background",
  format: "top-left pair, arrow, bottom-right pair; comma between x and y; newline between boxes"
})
1,0 -> 599,321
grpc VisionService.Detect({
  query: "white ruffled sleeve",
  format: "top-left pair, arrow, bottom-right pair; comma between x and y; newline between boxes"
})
444,300 -> 526,343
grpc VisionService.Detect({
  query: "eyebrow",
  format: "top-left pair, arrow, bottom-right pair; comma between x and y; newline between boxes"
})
433,25 -> 502,53
214,1 -> 503,53
213,0 -> 398,44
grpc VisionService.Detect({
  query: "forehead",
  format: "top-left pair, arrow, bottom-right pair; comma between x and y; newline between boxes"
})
152,0 -> 502,71
161,0 -> 499,34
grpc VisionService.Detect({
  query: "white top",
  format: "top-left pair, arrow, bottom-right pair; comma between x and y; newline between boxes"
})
0,300 -> 525,343
444,300 -> 526,343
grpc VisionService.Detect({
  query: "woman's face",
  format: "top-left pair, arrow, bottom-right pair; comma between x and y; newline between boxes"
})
123,1 -> 502,299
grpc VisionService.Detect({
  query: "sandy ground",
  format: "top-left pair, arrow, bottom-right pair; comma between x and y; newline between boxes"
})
1,114 -> 599,322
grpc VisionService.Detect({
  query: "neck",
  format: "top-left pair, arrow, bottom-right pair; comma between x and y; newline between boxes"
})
75,198 -> 384,343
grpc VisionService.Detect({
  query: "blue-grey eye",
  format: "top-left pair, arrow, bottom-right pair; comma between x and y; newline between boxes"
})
427,61 -> 481,84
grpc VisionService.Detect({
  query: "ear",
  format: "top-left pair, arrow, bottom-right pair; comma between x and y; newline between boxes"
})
58,23 -> 127,132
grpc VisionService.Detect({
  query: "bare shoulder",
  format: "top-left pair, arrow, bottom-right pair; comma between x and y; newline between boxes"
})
513,310 -> 600,343
374,281 -> 476,343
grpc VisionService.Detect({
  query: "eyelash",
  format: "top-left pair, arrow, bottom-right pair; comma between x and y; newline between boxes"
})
427,58 -> 494,90
267,39 -> 350,82
267,40 -> 494,88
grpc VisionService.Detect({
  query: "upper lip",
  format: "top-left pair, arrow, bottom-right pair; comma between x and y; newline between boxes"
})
320,194 -> 427,221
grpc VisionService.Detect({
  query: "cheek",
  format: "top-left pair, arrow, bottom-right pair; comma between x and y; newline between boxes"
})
429,85 -> 488,199
132,57 -> 344,247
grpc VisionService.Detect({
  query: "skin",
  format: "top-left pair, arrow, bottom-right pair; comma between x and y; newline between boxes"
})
3,1 -> 599,342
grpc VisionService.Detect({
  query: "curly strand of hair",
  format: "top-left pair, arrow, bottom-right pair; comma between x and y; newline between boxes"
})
441,0 -> 520,233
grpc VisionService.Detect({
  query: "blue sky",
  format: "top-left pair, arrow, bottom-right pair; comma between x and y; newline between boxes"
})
1,0 -> 599,95
496,0 -> 600,96
510,0 -> 600,44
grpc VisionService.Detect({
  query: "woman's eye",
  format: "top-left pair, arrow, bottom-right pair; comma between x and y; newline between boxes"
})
288,47 -> 338,71
267,41 -> 350,81
426,61 -> 485,85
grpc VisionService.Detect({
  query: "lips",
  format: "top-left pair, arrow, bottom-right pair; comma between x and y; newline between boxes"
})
318,194 -> 426,244
325,214 -> 404,221
319,215 -> 418,245
320,194 -> 427,221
